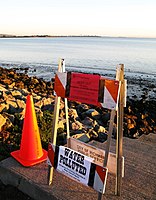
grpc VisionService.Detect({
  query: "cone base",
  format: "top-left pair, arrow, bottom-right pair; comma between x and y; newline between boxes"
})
11,149 -> 47,167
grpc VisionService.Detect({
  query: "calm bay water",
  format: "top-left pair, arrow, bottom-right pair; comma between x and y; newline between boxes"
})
0,37 -> 156,80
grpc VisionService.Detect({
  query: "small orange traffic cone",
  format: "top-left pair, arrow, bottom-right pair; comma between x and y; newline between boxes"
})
11,94 -> 47,167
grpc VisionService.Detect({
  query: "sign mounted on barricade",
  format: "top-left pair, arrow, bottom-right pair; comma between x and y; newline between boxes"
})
68,137 -> 124,177
54,71 -> 121,110
67,72 -> 100,105
47,143 -> 108,194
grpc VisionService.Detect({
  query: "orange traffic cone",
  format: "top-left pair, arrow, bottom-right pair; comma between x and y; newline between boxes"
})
11,94 -> 47,167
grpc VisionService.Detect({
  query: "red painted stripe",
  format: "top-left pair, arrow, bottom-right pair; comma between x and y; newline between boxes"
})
96,165 -> 107,183
48,143 -> 55,167
105,79 -> 119,103
54,74 -> 66,97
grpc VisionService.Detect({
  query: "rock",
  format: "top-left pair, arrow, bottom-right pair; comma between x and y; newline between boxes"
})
0,85 -> 7,92
6,100 -> 18,114
132,131 -> 140,139
20,89 -> 29,97
0,91 -> 3,102
76,104 -> 89,115
7,70 -> 15,78
70,129 -> 84,135
94,125 -> 106,133
88,129 -> 98,140
57,132 -> 67,145
39,79 -> 46,89
60,100 -> 65,110
72,133 -> 90,143
33,94 -> 42,101
57,119 -> 65,129
1,78 -> 12,85
68,108 -> 79,120
20,108 -> 26,119
15,80 -> 25,89
35,100 -> 43,108
127,123 -> 135,129
85,109 -> 101,120
81,117 -> 93,125
16,99 -> 25,111
3,93 -> 15,101
42,97 -> 54,106
102,112 -> 111,123
9,82 -> 16,88
40,97 -> 55,111
59,110 -> 65,118
141,113 -> 148,120
34,107 -> 43,116
96,119 -> 105,126
98,132 -> 108,142
2,117 -> 13,130
32,77 -> 39,85
81,117 -> 94,129
0,114 -> 6,131
71,121 -> 83,130
2,113 -> 15,124
0,131 -> 10,142
127,128 -> 139,138
41,104 -> 54,112
0,103 -> 9,113
11,90 -> 22,98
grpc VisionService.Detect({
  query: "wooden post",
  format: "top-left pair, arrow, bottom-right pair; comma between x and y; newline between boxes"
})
65,98 -> 70,139
98,109 -> 116,200
115,64 -> 124,196
48,96 -> 61,185
98,65 -> 122,200
48,59 -> 64,185
61,59 -> 70,140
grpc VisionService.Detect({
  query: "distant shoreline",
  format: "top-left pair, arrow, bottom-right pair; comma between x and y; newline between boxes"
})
0,34 -> 156,40
0,34 -> 101,38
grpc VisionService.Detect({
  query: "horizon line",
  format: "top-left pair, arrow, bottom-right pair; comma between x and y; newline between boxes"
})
0,33 -> 156,39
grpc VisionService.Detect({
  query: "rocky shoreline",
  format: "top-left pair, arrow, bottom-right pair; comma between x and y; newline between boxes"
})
0,66 -> 156,161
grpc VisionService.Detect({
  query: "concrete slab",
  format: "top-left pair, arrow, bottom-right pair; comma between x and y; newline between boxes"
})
0,136 -> 156,200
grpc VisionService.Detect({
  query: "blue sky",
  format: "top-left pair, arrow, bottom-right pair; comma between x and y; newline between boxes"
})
0,0 -> 156,37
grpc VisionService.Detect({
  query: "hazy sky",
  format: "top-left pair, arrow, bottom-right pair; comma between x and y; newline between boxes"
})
0,0 -> 156,37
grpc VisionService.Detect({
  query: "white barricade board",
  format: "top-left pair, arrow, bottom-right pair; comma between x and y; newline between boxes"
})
68,137 -> 124,177
47,143 -> 108,194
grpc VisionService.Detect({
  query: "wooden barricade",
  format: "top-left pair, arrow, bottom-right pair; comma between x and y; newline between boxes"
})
47,59 -> 126,199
